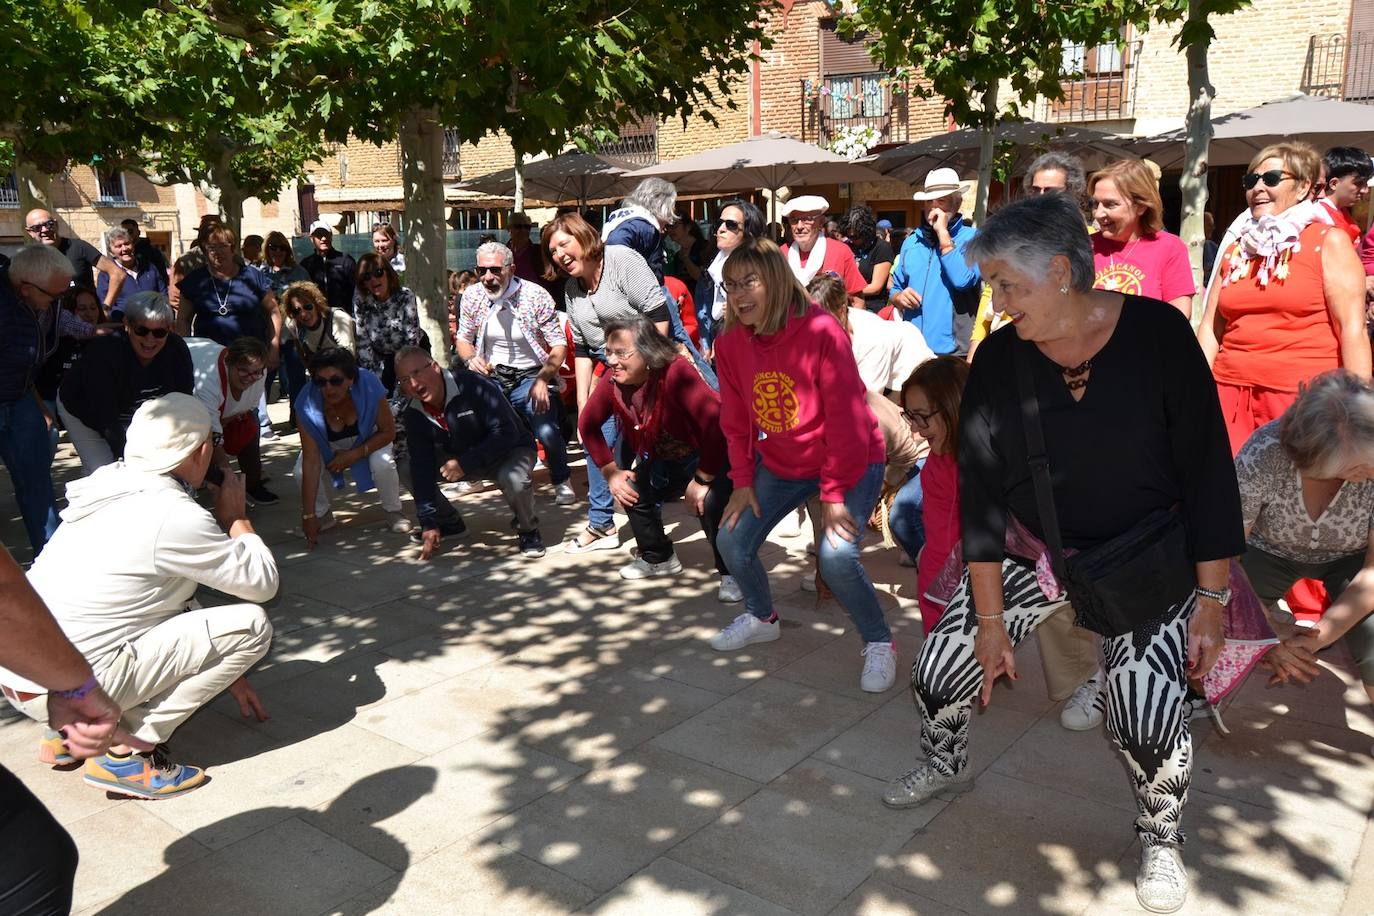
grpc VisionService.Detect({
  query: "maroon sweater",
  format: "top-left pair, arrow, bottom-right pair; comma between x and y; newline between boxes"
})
579,357 -> 727,475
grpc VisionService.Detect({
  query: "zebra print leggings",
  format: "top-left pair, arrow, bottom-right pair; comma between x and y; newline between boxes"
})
913,559 -> 1194,846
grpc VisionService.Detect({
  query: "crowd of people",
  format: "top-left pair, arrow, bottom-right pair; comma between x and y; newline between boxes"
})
2,137 -> 1374,914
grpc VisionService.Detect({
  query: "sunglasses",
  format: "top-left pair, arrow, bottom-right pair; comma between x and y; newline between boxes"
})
131,325 -> 169,339
363,267 -> 387,280
371,222 -> 391,231
1241,170 -> 1296,190
292,302 -> 315,314
475,265 -> 505,275
715,218 -> 742,232
25,219 -> 58,233
312,375 -> 348,388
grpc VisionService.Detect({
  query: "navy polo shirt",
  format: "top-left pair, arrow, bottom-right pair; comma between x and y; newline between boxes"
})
177,265 -> 273,346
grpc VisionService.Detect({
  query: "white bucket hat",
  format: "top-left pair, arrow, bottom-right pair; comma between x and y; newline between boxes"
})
124,394 -> 213,475
912,168 -> 971,201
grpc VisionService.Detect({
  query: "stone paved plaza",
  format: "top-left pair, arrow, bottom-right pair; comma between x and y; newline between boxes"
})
3,409 -> 1373,915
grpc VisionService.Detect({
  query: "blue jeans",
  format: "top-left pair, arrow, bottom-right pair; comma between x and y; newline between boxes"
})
888,459 -> 926,563
0,396 -> 62,554
663,284 -> 718,391
509,374 -> 570,485
717,459 -> 890,643
584,413 -> 620,530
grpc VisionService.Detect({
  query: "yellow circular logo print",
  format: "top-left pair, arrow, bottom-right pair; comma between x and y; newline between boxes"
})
752,370 -> 800,434
1094,262 -> 1145,295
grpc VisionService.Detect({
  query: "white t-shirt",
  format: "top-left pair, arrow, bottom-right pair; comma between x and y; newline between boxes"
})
482,300 -> 542,370
849,307 -> 934,394
186,336 -> 266,435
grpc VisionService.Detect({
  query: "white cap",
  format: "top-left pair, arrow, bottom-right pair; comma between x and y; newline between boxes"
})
912,167 -> 971,201
781,195 -> 829,217
123,394 -> 213,475
308,220 -> 334,236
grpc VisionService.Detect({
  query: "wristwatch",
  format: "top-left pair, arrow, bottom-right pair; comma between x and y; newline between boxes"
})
1194,585 -> 1232,606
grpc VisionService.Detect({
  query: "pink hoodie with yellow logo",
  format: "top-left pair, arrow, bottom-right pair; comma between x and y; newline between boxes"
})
716,304 -> 885,503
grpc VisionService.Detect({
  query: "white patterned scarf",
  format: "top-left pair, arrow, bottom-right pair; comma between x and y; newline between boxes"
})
1224,199 -> 1324,288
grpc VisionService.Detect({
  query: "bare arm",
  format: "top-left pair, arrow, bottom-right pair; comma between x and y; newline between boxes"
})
575,355 -> 595,413
1167,294 -> 1193,318
299,427 -> 323,518
1196,275 -> 1224,367
95,255 -> 125,309
862,261 -> 892,298
1323,231 -> 1372,380
1306,529 -> 1374,648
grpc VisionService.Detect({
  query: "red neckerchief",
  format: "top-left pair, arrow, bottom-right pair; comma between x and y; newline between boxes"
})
421,398 -> 449,431
610,361 -> 674,464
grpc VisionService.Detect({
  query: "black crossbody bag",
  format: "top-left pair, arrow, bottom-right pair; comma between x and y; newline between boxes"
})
1013,344 -> 1195,637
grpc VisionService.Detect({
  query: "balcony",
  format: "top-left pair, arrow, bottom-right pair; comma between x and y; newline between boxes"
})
801,71 -> 910,149
595,115 -> 658,166
1037,39 -> 1142,123
0,175 -> 17,209
1301,32 -> 1374,104
442,129 -> 461,180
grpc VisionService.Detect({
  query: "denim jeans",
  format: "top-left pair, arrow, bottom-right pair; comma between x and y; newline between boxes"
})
508,374 -> 570,485
624,450 -> 733,574
717,458 -> 890,643
0,395 -> 62,554
888,459 -> 926,563
584,413 -> 620,530
662,284 -> 718,391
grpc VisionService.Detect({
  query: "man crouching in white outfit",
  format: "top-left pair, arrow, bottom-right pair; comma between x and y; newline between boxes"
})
0,393 -> 279,799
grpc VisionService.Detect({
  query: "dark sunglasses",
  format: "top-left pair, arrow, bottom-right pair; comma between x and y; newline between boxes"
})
312,375 -> 348,388
1241,169 -> 1296,190
715,218 -> 742,232
475,265 -> 505,275
26,218 -> 57,233
131,325 -> 169,339
363,267 -> 387,280
293,302 -> 315,313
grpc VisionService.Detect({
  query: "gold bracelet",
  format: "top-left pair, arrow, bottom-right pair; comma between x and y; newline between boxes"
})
974,612 -> 1004,621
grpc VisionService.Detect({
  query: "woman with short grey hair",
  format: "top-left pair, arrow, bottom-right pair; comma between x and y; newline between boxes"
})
58,291 -> 193,473
1235,369 -> 1374,711
885,193 -> 1244,913
99,225 -> 167,320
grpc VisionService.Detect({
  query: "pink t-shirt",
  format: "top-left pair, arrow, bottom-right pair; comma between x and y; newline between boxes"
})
916,451 -> 959,633
1362,221 -> 1374,278
1092,231 -> 1196,303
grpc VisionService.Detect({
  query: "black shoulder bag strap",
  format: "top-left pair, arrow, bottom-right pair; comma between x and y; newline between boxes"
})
1012,343 -> 1069,586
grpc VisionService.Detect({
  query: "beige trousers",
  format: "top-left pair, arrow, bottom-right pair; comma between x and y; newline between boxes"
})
17,605 -> 273,744
1035,604 -> 1101,701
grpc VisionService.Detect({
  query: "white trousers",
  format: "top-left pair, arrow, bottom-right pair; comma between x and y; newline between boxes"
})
56,394 -> 115,476
294,436 -> 403,516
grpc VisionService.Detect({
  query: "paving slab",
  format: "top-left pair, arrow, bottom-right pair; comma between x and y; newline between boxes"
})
828,877 -> 970,916
586,857 -> 796,916
67,802 -> 211,914
487,744 -> 760,892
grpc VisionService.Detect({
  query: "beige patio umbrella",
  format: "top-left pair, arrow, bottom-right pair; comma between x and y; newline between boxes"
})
626,131 -> 889,224
456,151 -> 640,207
1130,94 -> 1374,169
866,121 -> 1140,184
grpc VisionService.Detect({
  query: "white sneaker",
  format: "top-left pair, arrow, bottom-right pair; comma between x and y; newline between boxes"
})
1135,843 -> 1188,914
710,612 -> 780,651
1183,693 -> 1230,736
772,506 -> 806,538
317,511 -> 338,532
386,511 -> 414,534
882,763 -> 975,809
619,554 -> 684,580
453,479 -> 477,495
553,481 -> 577,505
799,574 -> 817,593
259,425 -> 279,441
1060,670 -> 1105,731
717,575 -> 743,603
860,641 -> 897,692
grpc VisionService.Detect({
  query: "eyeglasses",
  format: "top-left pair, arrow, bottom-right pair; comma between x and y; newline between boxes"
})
1242,170 -> 1297,190
606,348 -> 638,361
25,219 -> 57,234
131,325 -> 169,339
312,374 -> 348,388
475,264 -> 505,275
236,364 -> 266,380
715,218 -> 743,232
723,274 -> 761,294
363,267 -> 387,280
21,280 -> 70,304
398,362 -> 436,387
1027,184 -> 1064,196
205,244 -> 233,255
902,407 -> 938,428
786,213 -> 822,224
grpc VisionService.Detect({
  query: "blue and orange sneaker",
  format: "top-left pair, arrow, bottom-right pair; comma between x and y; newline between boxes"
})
83,745 -> 206,799
38,729 -> 74,766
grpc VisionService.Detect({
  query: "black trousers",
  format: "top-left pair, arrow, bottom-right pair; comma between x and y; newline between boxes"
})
0,766 -> 77,915
624,452 -> 732,575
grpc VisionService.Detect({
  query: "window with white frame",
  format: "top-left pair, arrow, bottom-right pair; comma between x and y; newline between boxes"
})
96,168 -> 128,204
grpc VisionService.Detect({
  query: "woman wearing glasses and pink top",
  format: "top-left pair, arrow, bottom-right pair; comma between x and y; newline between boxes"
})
57,291 -> 194,474
352,252 -> 422,394
710,238 -> 897,694
1088,159 -> 1195,317
1198,141 -> 1372,455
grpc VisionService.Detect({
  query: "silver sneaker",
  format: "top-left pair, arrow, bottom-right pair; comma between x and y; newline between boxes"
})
619,554 -> 684,580
1060,670 -> 1105,731
709,612 -> 780,651
1136,843 -> 1188,914
882,763 -> 975,809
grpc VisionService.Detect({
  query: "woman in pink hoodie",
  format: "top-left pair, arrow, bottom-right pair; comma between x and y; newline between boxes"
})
711,239 -> 896,693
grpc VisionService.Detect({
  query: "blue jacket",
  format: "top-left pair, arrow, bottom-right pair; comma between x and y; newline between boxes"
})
889,218 -> 981,356
0,270 -> 57,404
98,258 -> 169,319
294,367 -> 386,494
402,367 -> 535,530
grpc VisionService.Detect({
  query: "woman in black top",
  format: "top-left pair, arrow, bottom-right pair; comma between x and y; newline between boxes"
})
842,206 -> 893,312
882,195 -> 1244,915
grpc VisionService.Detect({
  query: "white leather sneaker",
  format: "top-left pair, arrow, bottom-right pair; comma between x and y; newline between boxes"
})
709,612 -> 780,651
